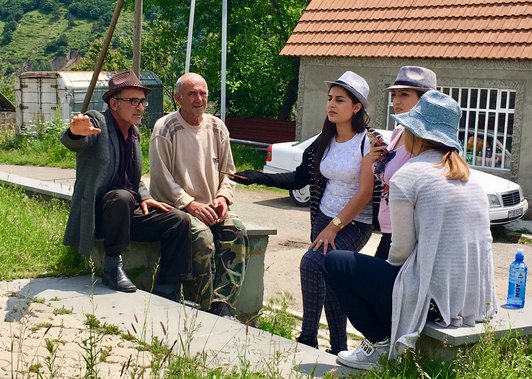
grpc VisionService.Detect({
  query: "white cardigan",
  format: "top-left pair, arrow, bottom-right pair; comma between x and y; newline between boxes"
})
387,150 -> 497,358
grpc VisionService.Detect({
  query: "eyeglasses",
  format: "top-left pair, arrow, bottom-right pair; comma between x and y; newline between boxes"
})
114,98 -> 149,107
374,150 -> 397,175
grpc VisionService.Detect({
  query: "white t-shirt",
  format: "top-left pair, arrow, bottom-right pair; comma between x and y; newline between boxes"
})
319,132 -> 372,224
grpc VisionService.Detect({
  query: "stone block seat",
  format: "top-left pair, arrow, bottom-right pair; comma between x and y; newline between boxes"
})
418,300 -> 532,361
91,224 -> 277,323
0,172 -> 277,324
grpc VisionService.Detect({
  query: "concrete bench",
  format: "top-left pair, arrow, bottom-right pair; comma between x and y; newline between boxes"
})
418,300 -> 532,361
90,224 -> 277,323
0,173 -> 277,323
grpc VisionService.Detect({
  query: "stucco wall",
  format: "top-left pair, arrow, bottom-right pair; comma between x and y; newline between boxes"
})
296,57 -> 532,201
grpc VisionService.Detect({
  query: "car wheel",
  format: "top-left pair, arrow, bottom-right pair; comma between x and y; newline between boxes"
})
289,187 -> 310,207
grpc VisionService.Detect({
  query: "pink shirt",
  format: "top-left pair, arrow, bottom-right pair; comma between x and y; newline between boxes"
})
377,127 -> 412,233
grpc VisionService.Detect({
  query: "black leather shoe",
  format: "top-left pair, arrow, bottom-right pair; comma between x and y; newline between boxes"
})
207,301 -> 233,317
153,286 -> 181,302
296,334 -> 318,349
102,263 -> 137,293
152,287 -> 201,308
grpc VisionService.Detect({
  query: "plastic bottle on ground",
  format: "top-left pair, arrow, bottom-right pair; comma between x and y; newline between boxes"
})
506,249 -> 528,309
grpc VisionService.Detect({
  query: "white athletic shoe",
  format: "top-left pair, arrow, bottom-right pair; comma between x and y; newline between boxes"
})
336,338 -> 390,370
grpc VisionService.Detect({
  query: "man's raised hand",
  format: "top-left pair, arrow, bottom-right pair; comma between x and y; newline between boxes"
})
68,113 -> 101,136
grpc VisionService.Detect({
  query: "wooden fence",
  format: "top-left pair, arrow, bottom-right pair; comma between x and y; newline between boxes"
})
225,116 -> 296,144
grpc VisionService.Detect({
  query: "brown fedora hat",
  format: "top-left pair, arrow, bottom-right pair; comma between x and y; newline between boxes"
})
102,70 -> 151,103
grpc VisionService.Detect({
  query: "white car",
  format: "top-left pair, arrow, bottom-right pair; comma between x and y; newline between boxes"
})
263,130 -> 528,225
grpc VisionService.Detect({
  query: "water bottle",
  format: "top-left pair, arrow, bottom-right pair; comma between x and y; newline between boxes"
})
506,249 -> 528,309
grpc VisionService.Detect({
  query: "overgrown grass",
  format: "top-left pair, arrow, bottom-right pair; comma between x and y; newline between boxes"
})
0,119 -> 76,168
231,143 -> 266,171
0,183 -> 86,280
257,292 -> 296,340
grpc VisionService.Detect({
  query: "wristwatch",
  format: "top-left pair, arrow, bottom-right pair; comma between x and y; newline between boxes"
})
332,216 -> 344,230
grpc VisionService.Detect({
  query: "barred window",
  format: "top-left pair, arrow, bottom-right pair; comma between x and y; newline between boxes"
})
385,87 -> 515,171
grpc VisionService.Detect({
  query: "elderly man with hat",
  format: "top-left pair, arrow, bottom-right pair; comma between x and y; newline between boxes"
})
60,70 -> 193,301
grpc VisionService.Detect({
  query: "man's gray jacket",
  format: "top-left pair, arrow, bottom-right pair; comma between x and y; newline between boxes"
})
60,109 -> 150,256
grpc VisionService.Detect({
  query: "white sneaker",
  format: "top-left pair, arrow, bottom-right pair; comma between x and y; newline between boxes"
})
336,338 -> 389,370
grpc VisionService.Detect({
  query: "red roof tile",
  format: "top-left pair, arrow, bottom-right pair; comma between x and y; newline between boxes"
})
281,0 -> 532,59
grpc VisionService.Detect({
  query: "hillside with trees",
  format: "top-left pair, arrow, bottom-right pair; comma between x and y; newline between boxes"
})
0,0 -> 309,119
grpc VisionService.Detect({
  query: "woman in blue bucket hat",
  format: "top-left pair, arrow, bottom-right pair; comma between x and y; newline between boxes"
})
323,90 -> 496,370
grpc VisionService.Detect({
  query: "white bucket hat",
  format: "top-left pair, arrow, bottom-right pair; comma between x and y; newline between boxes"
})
391,90 -> 462,153
386,66 -> 437,92
325,71 -> 369,109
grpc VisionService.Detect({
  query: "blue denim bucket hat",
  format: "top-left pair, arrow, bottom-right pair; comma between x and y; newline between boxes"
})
391,90 -> 462,153
325,71 -> 369,109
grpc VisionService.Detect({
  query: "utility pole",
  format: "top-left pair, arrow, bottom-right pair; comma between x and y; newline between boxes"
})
221,0 -> 227,122
81,0 -> 124,113
132,0 -> 143,76
185,0 -> 196,73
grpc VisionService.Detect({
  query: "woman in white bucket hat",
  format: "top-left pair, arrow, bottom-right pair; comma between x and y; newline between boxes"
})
324,90 -> 496,370
230,71 -> 375,354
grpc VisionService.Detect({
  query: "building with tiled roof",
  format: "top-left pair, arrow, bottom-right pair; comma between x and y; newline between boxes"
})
281,0 -> 532,203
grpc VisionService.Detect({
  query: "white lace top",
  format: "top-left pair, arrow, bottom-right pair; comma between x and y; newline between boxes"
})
319,132 -> 372,224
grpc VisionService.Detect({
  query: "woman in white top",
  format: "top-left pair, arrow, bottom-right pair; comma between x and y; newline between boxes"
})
229,71 -> 375,354
323,90 -> 497,370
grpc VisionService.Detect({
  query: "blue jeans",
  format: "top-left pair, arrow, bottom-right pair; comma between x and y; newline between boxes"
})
322,250 -> 400,343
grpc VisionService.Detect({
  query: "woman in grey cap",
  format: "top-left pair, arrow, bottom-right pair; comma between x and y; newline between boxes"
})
368,66 -> 437,260
323,90 -> 496,370
230,71 -> 375,355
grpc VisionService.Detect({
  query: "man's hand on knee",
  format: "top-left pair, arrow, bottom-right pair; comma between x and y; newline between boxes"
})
140,198 -> 173,215
211,196 -> 228,221
186,200 -> 219,225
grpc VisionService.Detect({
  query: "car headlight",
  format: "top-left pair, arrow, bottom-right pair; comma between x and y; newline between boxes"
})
519,187 -> 524,201
488,194 -> 502,208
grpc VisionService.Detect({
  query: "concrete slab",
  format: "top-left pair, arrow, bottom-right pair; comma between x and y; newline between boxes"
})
0,164 -> 75,184
1,276 -> 353,377
0,171 -> 73,200
422,300 -> 532,346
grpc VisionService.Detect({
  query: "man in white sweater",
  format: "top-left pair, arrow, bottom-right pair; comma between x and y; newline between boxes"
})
149,73 -> 248,318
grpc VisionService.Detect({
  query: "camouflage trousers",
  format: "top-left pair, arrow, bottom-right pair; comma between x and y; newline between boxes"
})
183,211 -> 249,311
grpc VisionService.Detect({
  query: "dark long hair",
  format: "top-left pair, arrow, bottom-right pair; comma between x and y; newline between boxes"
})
313,84 -> 371,179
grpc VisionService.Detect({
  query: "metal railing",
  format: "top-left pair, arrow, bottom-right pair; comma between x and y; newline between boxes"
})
230,138 -> 270,151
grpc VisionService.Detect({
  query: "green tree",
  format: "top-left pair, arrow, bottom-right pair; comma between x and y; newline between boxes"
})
140,0 -> 308,119
44,33 -> 69,55
0,72 -> 15,104
74,38 -> 131,72
1,20 -> 17,45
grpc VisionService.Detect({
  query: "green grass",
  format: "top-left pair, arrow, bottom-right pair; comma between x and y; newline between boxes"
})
231,143 -> 266,171
0,183 -> 86,280
0,119 -> 76,168
257,292 -> 296,340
